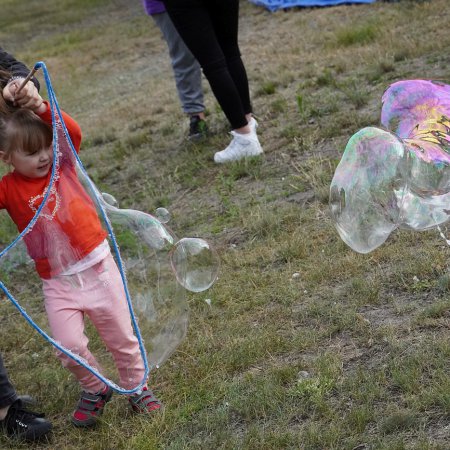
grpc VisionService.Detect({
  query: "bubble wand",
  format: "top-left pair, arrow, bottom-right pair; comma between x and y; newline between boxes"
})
14,65 -> 40,95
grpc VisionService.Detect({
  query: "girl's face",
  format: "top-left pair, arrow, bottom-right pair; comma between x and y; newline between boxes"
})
9,145 -> 53,178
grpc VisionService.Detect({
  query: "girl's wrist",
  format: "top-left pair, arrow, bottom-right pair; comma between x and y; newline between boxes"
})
35,101 -> 47,114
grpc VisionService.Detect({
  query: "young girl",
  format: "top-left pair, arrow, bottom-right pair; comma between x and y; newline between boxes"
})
0,74 -> 161,427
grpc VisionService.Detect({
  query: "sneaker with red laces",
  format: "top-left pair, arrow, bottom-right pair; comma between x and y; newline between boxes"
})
71,386 -> 113,427
128,387 -> 162,414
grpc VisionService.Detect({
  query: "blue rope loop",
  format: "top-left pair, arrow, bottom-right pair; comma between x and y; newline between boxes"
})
0,61 -> 149,395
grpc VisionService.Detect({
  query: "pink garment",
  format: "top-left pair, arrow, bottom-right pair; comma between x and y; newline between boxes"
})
42,253 -> 145,393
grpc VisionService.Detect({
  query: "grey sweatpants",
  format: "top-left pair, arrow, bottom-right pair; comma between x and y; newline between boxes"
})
152,12 -> 205,115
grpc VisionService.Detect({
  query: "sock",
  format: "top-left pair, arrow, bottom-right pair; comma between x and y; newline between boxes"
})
0,406 -> 9,421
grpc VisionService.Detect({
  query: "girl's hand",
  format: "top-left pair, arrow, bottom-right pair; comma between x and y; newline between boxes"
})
2,79 -> 45,113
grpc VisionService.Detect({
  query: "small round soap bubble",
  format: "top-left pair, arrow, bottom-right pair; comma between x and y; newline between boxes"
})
155,207 -> 171,223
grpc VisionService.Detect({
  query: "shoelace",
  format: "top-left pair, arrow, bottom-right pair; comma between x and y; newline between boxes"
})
4,406 -> 45,429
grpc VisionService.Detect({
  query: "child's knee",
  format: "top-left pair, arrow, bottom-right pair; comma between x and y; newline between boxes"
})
55,344 -> 88,367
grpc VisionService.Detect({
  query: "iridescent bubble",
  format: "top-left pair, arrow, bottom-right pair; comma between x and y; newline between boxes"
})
398,189 -> 450,231
170,238 -> 220,292
330,79 -> 450,253
101,192 -> 119,208
403,128 -> 450,197
382,80 -> 450,197
155,207 -> 171,223
329,127 -> 406,253
381,80 -> 450,138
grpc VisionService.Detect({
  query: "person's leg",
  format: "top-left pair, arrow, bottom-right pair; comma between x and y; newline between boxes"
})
152,11 -> 205,116
0,354 -> 52,440
206,0 -> 252,116
203,0 -> 263,162
163,0 -> 248,130
0,354 -> 18,419
43,277 -> 105,394
43,276 -> 112,427
83,255 -> 161,414
82,254 -> 145,390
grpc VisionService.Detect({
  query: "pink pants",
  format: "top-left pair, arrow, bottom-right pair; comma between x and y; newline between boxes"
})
42,253 -> 145,393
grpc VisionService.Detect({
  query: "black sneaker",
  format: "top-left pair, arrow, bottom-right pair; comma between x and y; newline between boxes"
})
188,115 -> 208,140
17,395 -> 35,407
0,400 -> 52,441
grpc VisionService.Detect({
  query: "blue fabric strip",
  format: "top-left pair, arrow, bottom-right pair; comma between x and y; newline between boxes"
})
248,0 -> 376,11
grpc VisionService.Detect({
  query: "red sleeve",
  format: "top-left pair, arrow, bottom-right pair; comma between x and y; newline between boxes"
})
0,178 -> 7,210
37,101 -> 82,153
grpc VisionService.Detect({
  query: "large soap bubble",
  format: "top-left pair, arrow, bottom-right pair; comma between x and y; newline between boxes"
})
382,80 -> 450,197
330,80 -> 450,253
381,80 -> 450,138
329,127 -> 406,253
0,62 -> 219,394
92,192 -> 218,368
170,238 -> 220,293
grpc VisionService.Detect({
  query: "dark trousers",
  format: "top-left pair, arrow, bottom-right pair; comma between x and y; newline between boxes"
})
0,353 -> 17,409
163,0 -> 251,129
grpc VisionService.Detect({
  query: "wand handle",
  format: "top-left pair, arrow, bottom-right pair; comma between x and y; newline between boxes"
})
15,67 -> 39,95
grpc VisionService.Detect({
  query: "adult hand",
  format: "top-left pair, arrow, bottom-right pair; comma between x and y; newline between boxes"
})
2,78 -> 43,112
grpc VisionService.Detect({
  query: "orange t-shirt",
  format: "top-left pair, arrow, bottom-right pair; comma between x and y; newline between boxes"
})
0,103 -> 108,278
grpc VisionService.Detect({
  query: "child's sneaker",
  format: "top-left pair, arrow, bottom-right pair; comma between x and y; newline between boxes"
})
0,399 -> 52,441
71,386 -> 113,427
129,387 -> 162,414
214,130 -> 263,163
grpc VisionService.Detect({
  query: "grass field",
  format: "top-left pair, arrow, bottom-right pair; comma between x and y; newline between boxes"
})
0,0 -> 449,448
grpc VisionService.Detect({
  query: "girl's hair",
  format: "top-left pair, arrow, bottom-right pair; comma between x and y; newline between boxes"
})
0,108 -> 52,156
0,69 -> 16,116
0,69 -> 51,156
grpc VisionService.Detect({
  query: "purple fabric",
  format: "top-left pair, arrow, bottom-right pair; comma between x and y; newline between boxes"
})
142,0 -> 166,15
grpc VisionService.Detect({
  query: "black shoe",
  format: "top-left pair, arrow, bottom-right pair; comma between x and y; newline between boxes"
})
0,400 -> 52,441
17,395 -> 35,407
188,115 -> 208,140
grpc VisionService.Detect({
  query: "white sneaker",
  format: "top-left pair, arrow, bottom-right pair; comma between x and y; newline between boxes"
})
248,117 -> 258,133
214,130 -> 263,164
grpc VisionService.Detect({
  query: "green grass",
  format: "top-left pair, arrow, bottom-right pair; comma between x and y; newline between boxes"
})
0,0 -> 449,448
335,23 -> 378,47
